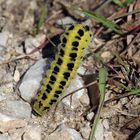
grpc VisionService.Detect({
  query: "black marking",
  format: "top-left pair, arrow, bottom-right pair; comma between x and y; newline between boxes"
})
57,58 -> 63,65
51,99 -> 57,102
32,108 -> 41,116
62,37 -> 67,43
52,71 -> 57,74
72,41 -> 79,47
54,66 -> 59,73
84,25 -> 89,31
78,29 -> 84,37
42,93 -> 47,100
75,36 -> 81,40
66,32 -> 69,35
68,25 -> 74,30
43,106 -> 50,111
63,72 -> 70,80
39,101 -> 43,108
49,80 -> 55,84
61,43 -> 65,48
47,84 -> 52,90
67,63 -> 74,71
49,102 -> 53,105
50,75 -> 56,81
72,47 -> 78,51
46,89 -> 51,93
54,94 -> 59,98
70,53 -> 77,60
56,90 -> 62,94
60,81 -> 66,86
59,85 -> 64,89
60,49 -> 64,57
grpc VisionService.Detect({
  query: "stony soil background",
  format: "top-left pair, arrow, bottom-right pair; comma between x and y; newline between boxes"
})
0,0 -> 140,140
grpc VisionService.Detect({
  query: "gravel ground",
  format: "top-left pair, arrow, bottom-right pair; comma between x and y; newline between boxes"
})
0,0 -> 140,140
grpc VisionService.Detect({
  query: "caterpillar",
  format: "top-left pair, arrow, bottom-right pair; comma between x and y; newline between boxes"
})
32,24 -> 92,116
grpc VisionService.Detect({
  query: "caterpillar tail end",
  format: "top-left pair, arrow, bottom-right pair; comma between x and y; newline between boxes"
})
31,100 -> 43,117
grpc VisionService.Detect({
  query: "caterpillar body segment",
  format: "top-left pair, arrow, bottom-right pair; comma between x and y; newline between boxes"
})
33,24 -> 92,116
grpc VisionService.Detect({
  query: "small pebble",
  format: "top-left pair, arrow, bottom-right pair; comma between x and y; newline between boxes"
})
9,128 -> 25,140
57,17 -> 76,25
102,119 -> 109,130
87,112 -> 94,121
0,133 -> 11,140
4,100 -> 31,119
0,112 -> 27,133
101,51 -> 112,62
0,31 -> 9,47
0,93 -> 6,102
79,93 -> 90,107
94,119 -> 104,140
23,125 -> 42,140
13,69 -> 20,82
25,34 -> 45,54
45,124 -> 82,140
104,132 -> 115,140
120,97 -> 129,105
62,75 -> 86,109
80,124 -> 91,139
77,66 -> 87,75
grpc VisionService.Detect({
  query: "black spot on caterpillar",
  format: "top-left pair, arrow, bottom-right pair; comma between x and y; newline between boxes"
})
32,24 -> 92,116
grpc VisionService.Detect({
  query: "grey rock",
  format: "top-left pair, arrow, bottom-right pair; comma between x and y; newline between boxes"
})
0,112 -> 27,133
80,124 -> 91,139
79,93 -> 90,107
56,17 -> 76,25
4,100 -> 31,119
62,75 -> 86,109
24,34 -> 45,54
86,112 -> 94,121
0,133 -> 11,140
0,32 -> 9,47
19,58 -> 52,102
94,120 -> 104,140
22,125 -> 42,140
45,124 -> 82,140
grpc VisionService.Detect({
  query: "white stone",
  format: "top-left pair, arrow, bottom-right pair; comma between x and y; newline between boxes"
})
80,124 -> 91,139
87,112 -> 94,121
94,120 -> 104,140
4,100 -> 31,119
77,66 -> 87,75
62,75 -> 86,109
57,17 -> 76,25
79,93 -> 90,106
131,97 -> 140,106
101,51 -> 112,62
0,112 -> 27,133
120,97 -> 129,105
104,131 -> 115,140
9,128 -> 25,140
45,124 -> 82,140
0,31 -> 9,47
0,69 -> 13,94
0,93 -> 6,101
19,58 -> 52,102
0,133 -> 11,140
13,69 -> 20,82
23,125 -> 42,140
25,34 -> 46,54
102,119 -> 109,130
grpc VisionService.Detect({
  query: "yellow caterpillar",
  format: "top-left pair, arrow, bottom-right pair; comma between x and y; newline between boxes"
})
32,24 -> 92,116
